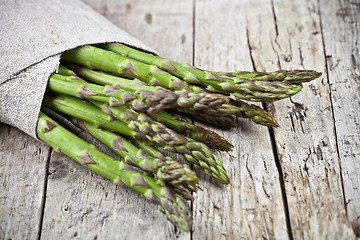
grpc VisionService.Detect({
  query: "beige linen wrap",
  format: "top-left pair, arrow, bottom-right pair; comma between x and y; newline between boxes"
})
0,0 -> 152,139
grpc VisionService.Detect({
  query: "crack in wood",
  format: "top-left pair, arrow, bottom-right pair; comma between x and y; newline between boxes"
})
36,148 -> 52,240
245,3 -> 294,236
298,43 -> 305,68
317,0 -> 348,217
270,0 -> 283,68
191,1 -> 196,239
246,25 -> 256,71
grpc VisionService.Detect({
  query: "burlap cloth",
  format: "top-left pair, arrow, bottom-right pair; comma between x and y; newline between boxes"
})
0,0 -> 153,139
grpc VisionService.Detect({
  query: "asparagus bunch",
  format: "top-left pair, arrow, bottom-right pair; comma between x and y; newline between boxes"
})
38,43 -> 321,231
42,94 -> 187,146
37,112 -> 191,230
62,61 -> 279,127
43,93 -> 229,182
63,61 -> 231,114
61,48 -> 230,113
61,44 -> 320,127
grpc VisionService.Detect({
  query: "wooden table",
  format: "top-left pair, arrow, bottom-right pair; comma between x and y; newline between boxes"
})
1,0 -> 359,239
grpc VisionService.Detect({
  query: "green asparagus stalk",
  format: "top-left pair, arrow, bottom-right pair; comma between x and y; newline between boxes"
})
100,43 -> 319,101
61,46 -> 230,111
230,100 -> 279,127
229,82 -> 303,102
57,64 -> 79,76
48,73 -> 177,113
72,118 -> 198,192
191,101 -> 278,128
193,114 -> 238,128
148,111 -> 233,151
216,70 -> 322,84
178,103 -> 240,117
37,112 -> 191,231
42,94 -> 186,146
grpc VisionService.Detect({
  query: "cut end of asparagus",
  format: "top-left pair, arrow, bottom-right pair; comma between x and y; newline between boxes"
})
42,119 -> 57,133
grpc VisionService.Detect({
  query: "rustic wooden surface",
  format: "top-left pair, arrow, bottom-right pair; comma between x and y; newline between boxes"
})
0,0 -> 359,239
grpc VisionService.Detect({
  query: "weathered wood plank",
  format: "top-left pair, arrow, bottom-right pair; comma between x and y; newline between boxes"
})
1,0 -> 358,239
319,0 -> 360,230
40,0 -> 193,238
0,123 -> 50,239
246,0 -> 355,238
192,1 -> 288,239
85,0 -> 194,62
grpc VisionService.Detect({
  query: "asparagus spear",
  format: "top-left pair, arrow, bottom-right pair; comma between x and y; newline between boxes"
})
193,114 -> 238,128
48,73 -> 177,113
57,64 -> 79,76
230,100 -> 279,127
72,118 -> 198,192
62,46 -> 230,111
42,94 -> 187,146
148,111 -> 233,151
100,43 -> 318,101
191,101 -> 278,128
216,70 -> 322,84
229,82 -> 303,102
178,103 -> 240,117
37,112 -> 191,231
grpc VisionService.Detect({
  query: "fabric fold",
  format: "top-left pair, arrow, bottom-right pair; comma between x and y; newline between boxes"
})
0,0 -> 153,138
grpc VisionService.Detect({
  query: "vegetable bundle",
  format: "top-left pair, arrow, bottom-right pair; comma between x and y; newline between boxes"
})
38,43 -> 321,231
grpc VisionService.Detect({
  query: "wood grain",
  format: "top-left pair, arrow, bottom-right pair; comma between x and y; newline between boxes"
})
319,0 -> 360,226
192,1 -> 288,239
246,0 -> 355,238
0,0 -> 359,239
0,123 -> 50,239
